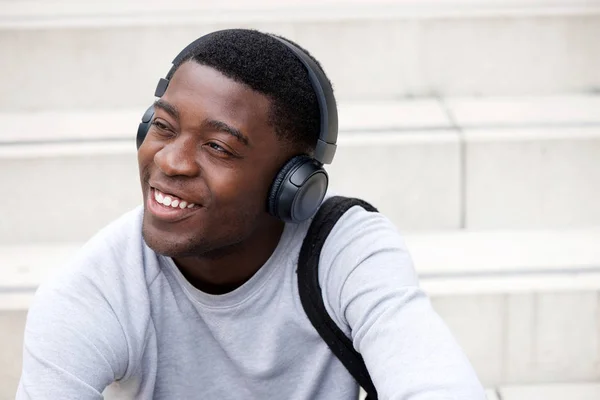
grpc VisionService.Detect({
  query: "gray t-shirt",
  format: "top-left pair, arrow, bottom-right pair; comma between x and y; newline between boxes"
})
17,203 -> 485,399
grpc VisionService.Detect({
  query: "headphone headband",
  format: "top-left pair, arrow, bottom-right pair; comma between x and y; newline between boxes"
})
267,35 -> 337,165
154,30 -> 337,165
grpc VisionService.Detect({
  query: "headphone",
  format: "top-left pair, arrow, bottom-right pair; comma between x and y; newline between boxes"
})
136,31 -> 338,223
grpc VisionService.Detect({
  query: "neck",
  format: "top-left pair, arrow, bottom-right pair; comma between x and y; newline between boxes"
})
173,219 -> 286,295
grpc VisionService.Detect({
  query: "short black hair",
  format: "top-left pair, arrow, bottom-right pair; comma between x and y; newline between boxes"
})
166,29 -> 333,153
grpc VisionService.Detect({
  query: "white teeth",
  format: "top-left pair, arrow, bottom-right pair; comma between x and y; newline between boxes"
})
154,188 -> 195,209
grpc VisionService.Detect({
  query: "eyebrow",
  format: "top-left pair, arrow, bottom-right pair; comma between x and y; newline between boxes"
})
200,119 -> 250,147
153,99 -> 250,147
153,99 -> 179,121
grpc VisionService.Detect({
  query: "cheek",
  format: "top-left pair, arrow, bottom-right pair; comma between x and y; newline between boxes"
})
137,141 -> 157,172
137,147 -> 151,185
137,140 -> 168,187
205,162 -> 275,210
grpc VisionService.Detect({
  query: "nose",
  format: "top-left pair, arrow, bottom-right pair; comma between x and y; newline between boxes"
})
154,135 -> 200,177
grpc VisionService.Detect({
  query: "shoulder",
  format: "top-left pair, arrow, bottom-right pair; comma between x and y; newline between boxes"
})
80,205 -> 146,266
34,205 -> 154,313
21,209 -> 148,390
302,196 -> 418,331
319,197 -> 413,270
294,195 -> 415,282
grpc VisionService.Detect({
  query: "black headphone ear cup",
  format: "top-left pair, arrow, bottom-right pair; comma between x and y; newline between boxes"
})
137,106 -> 155,149
268,155 -> 308,217
268,155 -> 328,223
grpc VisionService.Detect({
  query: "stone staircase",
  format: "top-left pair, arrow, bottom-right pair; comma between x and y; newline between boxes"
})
1,0 -> 600,398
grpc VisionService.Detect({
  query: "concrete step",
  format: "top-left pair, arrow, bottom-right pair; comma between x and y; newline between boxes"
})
0,98 -> 458,243
0,99 -> 453,144
1,228 -> 600,392
493,382 -> 600,400
367,382 -> 600,400
1,0 -> 600,111
410,229 -> 600,388
2,95 -> 600,242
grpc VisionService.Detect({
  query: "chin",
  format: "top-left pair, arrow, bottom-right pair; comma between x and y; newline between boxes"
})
141,222 -> 199,258
143,233 -> 184,257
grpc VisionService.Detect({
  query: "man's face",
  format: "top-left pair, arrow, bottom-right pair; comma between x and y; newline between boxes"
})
138,61 -> 289,257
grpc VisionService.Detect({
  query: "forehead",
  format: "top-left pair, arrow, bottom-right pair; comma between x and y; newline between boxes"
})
163,61 -> 274,136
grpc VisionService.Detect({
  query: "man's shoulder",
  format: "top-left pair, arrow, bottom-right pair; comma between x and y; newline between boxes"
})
38,206 -> 150,298
296,194 -> 411,273
297,195 -> 415,335
85,205 -> 146,254
319,196 -> 406,251
72,206 -> 146,270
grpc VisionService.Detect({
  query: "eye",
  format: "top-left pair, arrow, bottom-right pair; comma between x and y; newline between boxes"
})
206,142 -> 231,155
151,120 -> 169,131
150,119 -> 176,140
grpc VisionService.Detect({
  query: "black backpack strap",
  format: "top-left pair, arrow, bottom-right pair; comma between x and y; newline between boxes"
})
297,196 -> 379,400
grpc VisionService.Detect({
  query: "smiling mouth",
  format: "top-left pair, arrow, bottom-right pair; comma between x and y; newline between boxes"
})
152,187 -> 198,209
147,187 -> 201,222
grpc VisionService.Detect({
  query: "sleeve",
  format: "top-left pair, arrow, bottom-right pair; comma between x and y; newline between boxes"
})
16,269 -> 130,399
320,207 -> 486,400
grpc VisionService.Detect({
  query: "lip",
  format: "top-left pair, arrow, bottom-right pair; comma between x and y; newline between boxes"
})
146,187 -> 200,223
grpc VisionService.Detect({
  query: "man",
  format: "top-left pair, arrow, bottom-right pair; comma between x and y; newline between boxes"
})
17,29 -> 485,399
